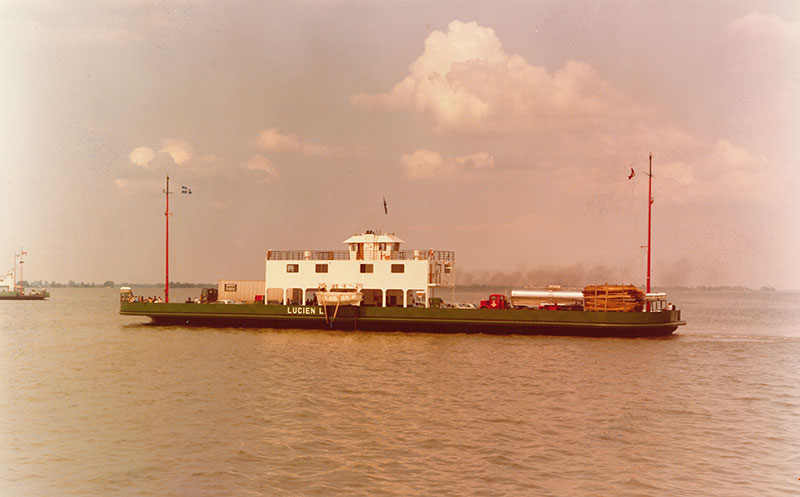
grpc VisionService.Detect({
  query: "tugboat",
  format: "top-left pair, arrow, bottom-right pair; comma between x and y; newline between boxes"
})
0,250 -> 49,301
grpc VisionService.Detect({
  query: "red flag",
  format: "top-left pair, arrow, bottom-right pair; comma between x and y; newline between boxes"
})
628,167 -> 635,180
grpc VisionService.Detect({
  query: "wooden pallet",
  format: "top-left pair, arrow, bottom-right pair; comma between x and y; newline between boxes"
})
582,284 -> 645,312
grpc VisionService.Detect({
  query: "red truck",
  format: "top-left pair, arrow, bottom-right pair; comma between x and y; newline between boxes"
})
479,294 -> 511,309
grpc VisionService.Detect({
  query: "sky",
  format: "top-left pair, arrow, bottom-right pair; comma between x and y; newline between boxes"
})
1,0 -> 798,289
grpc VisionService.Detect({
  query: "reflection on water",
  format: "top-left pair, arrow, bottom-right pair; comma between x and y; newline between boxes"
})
1,288 -> 799,496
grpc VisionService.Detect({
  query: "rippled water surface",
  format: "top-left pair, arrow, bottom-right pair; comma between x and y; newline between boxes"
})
2,288 -> 799,496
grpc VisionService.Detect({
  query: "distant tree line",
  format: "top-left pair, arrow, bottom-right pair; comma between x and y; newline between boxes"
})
456,283 -> 778,292
665,285 -> 776,292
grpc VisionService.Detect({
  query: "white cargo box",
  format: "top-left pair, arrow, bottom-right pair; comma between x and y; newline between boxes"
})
217,280 -> 265,303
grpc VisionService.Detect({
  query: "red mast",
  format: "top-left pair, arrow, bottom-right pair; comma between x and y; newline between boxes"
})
646,153 -> 653,310
164,175 -> 172,303
14,248 -> 27,292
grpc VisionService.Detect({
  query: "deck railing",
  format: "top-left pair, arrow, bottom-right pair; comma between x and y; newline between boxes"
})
266,250 -> 455,262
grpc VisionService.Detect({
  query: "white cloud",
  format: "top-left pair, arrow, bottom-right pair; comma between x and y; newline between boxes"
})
702,139 -> 772,202
129,146 -> 155,167
256,128 -> 303,152
710,140 -> 768,170
401,149 -> 494,179
453,151 -> 494,171
254,128 -> 341,157
114,177 -> 161,195
127,140 -> 201,169
659,161 -> 695,186
356,20 -> 782,207
727,11 -> 800,41
352,20 -> 639,134
160,139 -> 194,164
401,150 -> 445,178
244,154 -> 279,183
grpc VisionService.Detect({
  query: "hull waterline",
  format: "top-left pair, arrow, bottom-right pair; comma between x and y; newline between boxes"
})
120,302 -> 684,337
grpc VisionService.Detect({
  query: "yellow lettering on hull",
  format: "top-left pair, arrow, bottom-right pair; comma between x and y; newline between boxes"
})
286,306 -> 320,315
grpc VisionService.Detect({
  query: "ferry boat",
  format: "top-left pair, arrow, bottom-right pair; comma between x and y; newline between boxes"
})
119,230 -> 685,337
0,251 -> 49,301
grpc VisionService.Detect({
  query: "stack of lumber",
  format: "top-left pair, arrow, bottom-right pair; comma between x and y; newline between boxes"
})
582,284 -> 645,312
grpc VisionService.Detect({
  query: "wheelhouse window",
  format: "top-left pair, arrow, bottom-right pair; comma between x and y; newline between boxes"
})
360,264 -> 374,273
391,264 -> 405,273
286,264 -> 299,273
315,264 -> 328,273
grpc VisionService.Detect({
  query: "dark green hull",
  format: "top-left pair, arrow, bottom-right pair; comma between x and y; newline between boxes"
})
120,302 -> 685,337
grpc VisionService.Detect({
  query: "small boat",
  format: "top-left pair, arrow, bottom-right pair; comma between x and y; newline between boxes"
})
315,284 -> 363,306
0,268 -> 49,301
0,250 -> 49,301
315,284 -> 363,326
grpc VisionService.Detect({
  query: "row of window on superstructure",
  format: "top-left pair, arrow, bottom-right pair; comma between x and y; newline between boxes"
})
285,263 -> 406,274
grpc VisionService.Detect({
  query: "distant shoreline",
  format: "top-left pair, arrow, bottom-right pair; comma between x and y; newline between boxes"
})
456,284 -> 782,293
20,282 -> 214,289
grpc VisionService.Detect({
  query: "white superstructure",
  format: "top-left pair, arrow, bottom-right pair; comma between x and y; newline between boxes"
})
264,230 -> 454,307
0,269 -> 15,292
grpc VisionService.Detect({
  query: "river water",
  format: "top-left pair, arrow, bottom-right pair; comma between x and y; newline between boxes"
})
1,288 -> 799,496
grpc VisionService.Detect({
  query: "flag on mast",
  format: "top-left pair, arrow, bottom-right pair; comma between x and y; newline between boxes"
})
181,185 -> 192,194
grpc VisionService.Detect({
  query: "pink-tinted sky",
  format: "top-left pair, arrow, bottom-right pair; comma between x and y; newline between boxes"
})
2,1 -> 798,289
